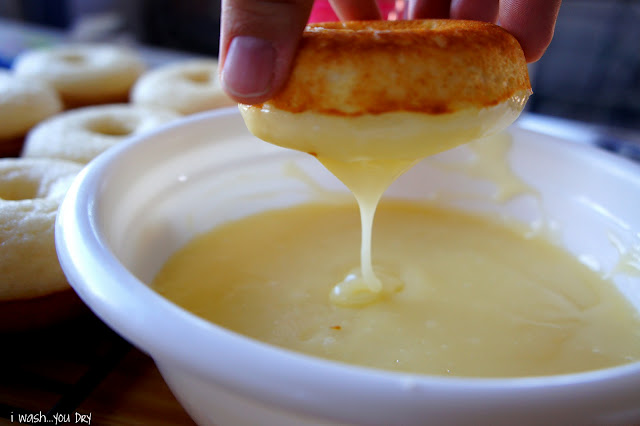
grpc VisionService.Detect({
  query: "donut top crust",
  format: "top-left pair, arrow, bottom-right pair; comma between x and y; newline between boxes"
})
263,20 -> 531,116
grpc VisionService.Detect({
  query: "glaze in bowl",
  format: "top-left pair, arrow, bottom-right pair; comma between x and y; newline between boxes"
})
56,108 -> 640,425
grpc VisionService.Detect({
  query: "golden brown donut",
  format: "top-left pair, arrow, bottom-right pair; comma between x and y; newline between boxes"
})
269,20 -> 530,115
240,20 -> 532,161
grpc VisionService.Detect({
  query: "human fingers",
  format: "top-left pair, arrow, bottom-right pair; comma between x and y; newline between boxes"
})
499,0 -> 562,62
219,0 -> 314,104
407,0 -> 452,19
450,0 -> 500,23
329,0 -> 382,20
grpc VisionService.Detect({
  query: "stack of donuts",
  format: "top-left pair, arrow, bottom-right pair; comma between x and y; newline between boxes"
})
1,43 -> 236,331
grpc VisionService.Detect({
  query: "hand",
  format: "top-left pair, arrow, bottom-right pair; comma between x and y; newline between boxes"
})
408,0 -> 562,62
219,0 -> 561,105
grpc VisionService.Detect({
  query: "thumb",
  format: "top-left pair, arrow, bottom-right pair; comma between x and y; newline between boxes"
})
219,0 -> 314,105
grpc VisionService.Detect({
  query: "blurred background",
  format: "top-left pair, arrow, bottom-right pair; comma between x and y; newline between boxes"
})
0,0 -> 639,132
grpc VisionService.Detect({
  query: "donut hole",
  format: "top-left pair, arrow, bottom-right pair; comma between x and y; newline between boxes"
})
183,70 -> 212,85
86,117 -> 135,137
58,53 -> 86,65
0,178 -> 40,201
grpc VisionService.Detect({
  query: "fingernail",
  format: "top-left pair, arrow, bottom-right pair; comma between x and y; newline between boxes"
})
221,36 -> 275,98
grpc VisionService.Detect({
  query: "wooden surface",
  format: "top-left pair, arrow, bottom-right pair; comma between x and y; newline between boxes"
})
0,309 -> 196,425
76,349 -> 196,425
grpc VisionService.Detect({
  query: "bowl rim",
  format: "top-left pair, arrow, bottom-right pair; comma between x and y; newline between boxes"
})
56,107 -> 640,415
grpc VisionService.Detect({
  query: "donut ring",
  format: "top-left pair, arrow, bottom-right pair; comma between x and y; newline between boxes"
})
269,20 -> 530,115
13,44 -> 145,108
0,157 -> 83,302
240,20 -> 532,160
0,70 -> 62,157
131,59 -> 237,115
22,104 -> 180,164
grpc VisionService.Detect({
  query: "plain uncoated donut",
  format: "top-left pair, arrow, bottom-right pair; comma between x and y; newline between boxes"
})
0,157 -> 83,302
0,70 -> 63,157
13,44 -> 146,108
22,104 -> 180,164
131,59 -> 237,115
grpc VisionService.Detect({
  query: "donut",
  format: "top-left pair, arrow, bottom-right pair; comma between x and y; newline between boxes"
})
0,157 -> 84,330
131,59 -> 237,115
22,104 -> 180,164
0,70 -> 63,157
240,20 -> 532,161
12,43 -> 146,108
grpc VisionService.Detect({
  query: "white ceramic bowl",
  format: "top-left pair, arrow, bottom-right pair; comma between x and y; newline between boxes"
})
56,108 -> 640,426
